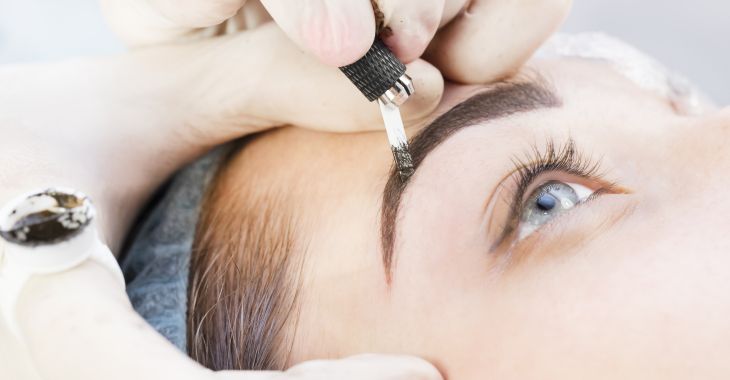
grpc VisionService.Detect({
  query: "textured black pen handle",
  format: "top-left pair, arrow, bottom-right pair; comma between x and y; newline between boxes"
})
339,38 -> 406,102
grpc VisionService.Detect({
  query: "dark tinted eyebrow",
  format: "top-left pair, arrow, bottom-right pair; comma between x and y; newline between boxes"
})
380,79 -> 561,282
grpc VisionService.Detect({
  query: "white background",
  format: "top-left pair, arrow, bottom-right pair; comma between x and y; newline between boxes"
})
1,0 -> 727,103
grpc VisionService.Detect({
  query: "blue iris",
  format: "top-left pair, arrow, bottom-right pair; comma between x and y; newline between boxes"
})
535,193 -> 557,211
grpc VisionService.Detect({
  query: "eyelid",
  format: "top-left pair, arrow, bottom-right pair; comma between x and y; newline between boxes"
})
501,193 -> 636,269
517,174 -> 611,206
510,140 -> 607,207
485,139 -> 623,252
487,172 -> 613,251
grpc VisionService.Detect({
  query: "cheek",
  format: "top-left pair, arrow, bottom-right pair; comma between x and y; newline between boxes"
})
387,208 -> 730,379
499,231 -> 730,378
396,184 -> 487,285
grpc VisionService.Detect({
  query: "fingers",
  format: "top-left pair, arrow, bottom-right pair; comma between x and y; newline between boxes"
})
172,24 -> 443,135
101,0 -> 187,46
425,0 -> 573,83
376,0 -> 446,63
16,261 -> 213,380
247,54 -> 444,133
146,0 -> 248,28
217,355 -> 442,380
100,0 -> 251,46
285,354 -> 443,380
258,0 -> 463,66
439,0 -> 469,28
260,0 -> 376,67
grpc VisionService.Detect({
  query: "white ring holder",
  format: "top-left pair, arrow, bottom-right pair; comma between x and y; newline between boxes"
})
0,188 -> 125,340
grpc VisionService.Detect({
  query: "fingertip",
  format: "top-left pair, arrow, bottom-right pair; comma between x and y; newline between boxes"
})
347,354 -> 444,380
426,0 -> 573,84
297,1 -> 376,66
401,59 -> 445,122
382,30 -> 432,64
380,0 -> 443,64
408,357 -> 445,380
304,27 -> 375,67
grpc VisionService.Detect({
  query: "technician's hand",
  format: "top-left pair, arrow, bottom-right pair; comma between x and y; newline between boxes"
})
101,0 -> 572,131
101,0 -> 444,132
0,52 -> 442,380
102,0 -> 572,83
8,256 -> 442,380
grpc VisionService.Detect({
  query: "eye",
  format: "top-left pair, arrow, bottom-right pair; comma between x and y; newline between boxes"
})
517,180 -> 595,239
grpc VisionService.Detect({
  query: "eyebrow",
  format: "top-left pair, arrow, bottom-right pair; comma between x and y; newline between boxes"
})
379,79 -> 561,283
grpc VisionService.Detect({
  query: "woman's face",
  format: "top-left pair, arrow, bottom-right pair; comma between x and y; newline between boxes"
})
227,58 -> 730,379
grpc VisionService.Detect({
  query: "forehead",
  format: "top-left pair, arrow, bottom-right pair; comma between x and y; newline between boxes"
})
228,58 -> 676,237
534,59 -> 672,108
231,59 -> 676,220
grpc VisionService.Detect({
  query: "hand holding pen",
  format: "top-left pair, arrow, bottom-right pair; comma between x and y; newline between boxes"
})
102,0 -> 572,129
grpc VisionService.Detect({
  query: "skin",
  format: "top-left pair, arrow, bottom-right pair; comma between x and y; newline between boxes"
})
102,0 -> 572,81
2,0 -> 572,377
219,58 -> 730,379
0,39 -> 438,380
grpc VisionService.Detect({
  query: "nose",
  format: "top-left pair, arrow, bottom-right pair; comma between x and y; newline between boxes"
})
655,105 -> 730,242
706,105 -> 730,131
633,104 -> 730,300
599,104 -> 730,362
676,106 -> 730,178
717,106 -> 730,130
697,106 -> 730,165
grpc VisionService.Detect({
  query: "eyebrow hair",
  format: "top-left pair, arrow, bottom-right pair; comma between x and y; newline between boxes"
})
379,79 -> 561,283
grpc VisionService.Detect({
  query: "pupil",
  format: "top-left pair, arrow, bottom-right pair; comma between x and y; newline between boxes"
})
536,193 -> 557,211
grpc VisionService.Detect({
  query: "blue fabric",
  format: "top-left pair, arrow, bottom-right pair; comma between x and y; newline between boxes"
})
121,148 -> 228,351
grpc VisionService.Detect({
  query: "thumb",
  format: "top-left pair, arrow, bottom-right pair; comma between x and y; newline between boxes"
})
17,261 -> 213,380
425,0 -> 572,83
260,0 -> 376,67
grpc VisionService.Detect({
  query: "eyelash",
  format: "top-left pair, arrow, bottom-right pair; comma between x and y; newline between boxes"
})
495,138 -> 612,244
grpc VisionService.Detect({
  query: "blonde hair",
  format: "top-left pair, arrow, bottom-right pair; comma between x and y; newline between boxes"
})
187,140 -> 303,370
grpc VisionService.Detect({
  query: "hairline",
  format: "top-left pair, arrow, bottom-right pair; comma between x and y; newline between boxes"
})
188,139 -> 306,370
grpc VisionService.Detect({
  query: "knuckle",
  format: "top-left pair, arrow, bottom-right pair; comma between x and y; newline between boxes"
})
194,1 -> 240,24
209,0 -> 245,18
169,0 -> 244,27
419,4 -> 443,34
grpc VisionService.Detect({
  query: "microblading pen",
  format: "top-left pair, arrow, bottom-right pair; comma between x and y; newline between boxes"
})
339,38 -> 415,181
